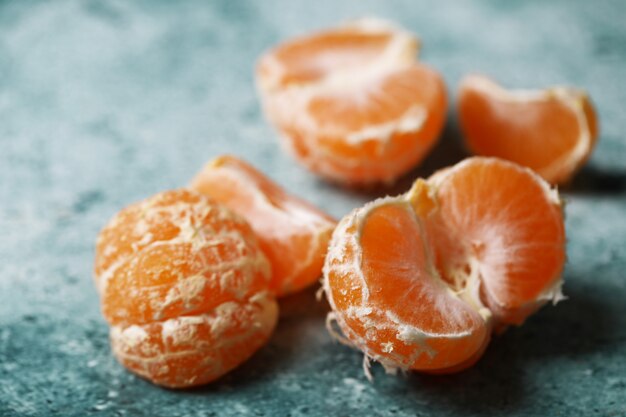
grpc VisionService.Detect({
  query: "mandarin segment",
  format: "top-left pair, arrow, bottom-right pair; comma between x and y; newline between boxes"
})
190,155 -> 336,296
324,197 -> 490,374
94,189 -> 278,387
458,74 -> 599,184
323,157 -> 566,374
257,19 -> 447,185
426,157 -> 566,325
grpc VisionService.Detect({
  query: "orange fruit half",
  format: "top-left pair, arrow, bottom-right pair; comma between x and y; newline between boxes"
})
257,19 -> 447,185
458,74 -> 599,184
94,189 -> 278,388
425,158 -> 566,326
190,155 -> 336,297
324,157 -> 565,373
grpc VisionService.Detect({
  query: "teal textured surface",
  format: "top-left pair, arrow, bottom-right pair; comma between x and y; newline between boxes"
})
1,1 -> 625,416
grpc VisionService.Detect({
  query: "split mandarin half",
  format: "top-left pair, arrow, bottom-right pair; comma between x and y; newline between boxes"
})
425,158 -> 566,326
324,192 -> 491,373
94,189 -> 278,388
256,19 -> 447,185
323,157 -> 566,374
190,155 -> 337,297
458,74 -> 599,184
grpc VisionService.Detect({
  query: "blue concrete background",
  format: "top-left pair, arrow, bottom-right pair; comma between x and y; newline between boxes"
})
1,0 -> 625,416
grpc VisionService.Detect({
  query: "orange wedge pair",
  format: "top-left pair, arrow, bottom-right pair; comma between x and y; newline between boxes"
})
324,157 -> 566,373
257,19 -> 447,185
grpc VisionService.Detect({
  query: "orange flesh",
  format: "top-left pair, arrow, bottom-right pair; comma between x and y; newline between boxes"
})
360,205 -> 478,335
190,155 -> 336,296
326,202 -> 489,371
308,65 -> 440,131
94,189 -> 278,387
458,75 -> 599,184
259,31 -> 396,88
110,294 -> 277,389
102,240 -> 268,326
257,21 -> 447,185
324,157 -> 566,373
273,64 -> 447,185
427,158 -> 566,324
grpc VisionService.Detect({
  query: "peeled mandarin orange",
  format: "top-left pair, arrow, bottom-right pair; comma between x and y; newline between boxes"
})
458,74 -> 599,184
94,189 -> 278,388
324,192 -> 491,374
323,157 -> 566,374
425,157 -> 566,326
256,19 -> 447,185
190,155 -> 336,297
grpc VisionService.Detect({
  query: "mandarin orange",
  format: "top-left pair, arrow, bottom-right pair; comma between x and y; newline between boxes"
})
256,19 -> 447,185
324,157 -> 565,374
94,189 -> 278,388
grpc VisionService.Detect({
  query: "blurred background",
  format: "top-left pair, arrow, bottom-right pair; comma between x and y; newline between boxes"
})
1,1 -> 625,416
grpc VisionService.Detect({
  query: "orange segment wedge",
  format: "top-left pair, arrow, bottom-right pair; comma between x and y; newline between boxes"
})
426,157 -> 566,325
257,19 -> 447,185
94,189 -> 278,387
190,155 -> 336,296
323,157 -> 566,373
458,74 -> 599,184
324,192 -> 490,373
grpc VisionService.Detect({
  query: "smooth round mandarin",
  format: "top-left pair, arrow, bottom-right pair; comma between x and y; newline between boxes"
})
94,189 -> 278,388
190,155 -> 336,297
458,74 -> 599,184
323,157 -> 566,374
257,19 -> 447,185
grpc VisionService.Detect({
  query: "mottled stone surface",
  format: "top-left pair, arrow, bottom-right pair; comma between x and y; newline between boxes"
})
1,0 -> 625,416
